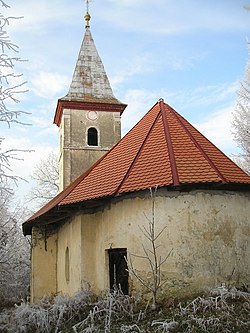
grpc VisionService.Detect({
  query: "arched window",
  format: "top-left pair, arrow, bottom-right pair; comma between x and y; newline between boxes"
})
87,127 -> 98,146
65,246 -> 70,283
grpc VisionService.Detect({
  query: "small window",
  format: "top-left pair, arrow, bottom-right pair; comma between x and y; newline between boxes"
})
87,127 -> 98,146
65,246 -> 70,283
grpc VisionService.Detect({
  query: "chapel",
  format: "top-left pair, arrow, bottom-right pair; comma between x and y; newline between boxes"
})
23,7 -> 250,303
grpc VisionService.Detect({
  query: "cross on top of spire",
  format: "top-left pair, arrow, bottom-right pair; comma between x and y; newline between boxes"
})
84,0 -> 91,28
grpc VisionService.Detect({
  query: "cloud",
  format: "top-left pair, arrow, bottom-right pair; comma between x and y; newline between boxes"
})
100,0 -> 249,35
194,105 -> 238,155
30,71 -> 69,99
29,116 -> 57,137
190,83 -> 238,106
7,0 -> 248,39
170,82 -> 238,113
110,51 -> 201,92
7,1 -> 81,33
1,135 -> 57,204
110,53 -> 155,88
164,53 -> 205,71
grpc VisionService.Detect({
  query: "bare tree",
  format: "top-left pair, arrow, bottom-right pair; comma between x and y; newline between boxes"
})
0,0 -> 29,194
27,151 -> 59,208
0,0 -> 30,306
233,60 -> 250,175
0,190 -> 30,305
127,188 -> 172,308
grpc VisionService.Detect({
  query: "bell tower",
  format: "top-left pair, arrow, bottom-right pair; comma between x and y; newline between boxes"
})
54,4 -> 127,191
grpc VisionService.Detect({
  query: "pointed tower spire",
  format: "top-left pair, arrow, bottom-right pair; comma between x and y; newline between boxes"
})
54,0 -> 125,118
62,28 -> 120,104
54,4 -> 127,190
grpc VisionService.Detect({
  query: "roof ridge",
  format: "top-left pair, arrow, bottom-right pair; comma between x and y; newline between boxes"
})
113,103 -> 162,196
159,100 -> 180,186
169,106 -> 227,183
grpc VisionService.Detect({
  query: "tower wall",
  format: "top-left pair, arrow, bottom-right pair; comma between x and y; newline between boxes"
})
59,108 -> 121,190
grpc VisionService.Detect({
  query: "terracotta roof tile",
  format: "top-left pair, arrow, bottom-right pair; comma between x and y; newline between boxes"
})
60,99 -> 250,205
23,99 -> 250,234
61,102 -> 161,204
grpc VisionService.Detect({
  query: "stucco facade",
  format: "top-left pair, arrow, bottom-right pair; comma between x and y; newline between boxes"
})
30,189 -> 250,302
31,227 -> 57,301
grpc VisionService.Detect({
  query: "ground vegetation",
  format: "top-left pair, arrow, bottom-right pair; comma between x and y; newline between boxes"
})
0,286 -> 249,333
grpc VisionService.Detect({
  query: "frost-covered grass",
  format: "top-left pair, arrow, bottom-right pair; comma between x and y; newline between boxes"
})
1,286 -> 250,333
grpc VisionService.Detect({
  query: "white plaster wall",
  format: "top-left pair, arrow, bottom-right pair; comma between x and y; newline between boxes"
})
31,227 -> 58,303
56,216 -> 82,296
79,190 -> 250,296
31,189 -> 250,302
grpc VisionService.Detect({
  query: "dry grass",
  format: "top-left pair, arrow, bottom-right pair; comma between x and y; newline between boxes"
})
0,286 -> 250,333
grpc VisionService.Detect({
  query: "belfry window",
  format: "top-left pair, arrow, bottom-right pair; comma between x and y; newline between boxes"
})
87,127 -> 98,146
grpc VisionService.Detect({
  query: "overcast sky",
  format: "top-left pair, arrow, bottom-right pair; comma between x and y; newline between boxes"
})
1,0 -> 249,206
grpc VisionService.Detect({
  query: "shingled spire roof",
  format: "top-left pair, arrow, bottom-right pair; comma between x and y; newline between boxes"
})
62,27 -> 120,104
23,99 -> 250,235
53,15 -> 126,126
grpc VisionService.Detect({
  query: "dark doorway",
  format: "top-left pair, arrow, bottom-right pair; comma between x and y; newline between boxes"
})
108,248 -> 128,294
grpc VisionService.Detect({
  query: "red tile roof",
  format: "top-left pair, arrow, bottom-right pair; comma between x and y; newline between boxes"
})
23,99 -> 250,234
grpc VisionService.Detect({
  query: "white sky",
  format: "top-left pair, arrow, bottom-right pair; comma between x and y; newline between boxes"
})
1,0 -> 249,206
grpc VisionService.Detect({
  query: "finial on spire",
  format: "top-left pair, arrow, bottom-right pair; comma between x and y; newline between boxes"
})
84,0 -> 91,28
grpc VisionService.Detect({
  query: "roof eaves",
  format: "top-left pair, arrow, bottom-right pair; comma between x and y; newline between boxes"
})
54,99 -> 127,127
22,206 -> 72,236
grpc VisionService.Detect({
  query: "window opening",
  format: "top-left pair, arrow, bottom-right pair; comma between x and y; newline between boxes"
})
87,127 -> 98,146
65,246 -> 70,283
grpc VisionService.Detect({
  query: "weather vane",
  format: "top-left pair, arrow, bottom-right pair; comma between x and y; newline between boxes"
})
84,0 -> 92,28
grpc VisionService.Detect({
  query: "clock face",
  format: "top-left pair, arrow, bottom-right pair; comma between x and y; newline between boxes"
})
87,110 -> 98,121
